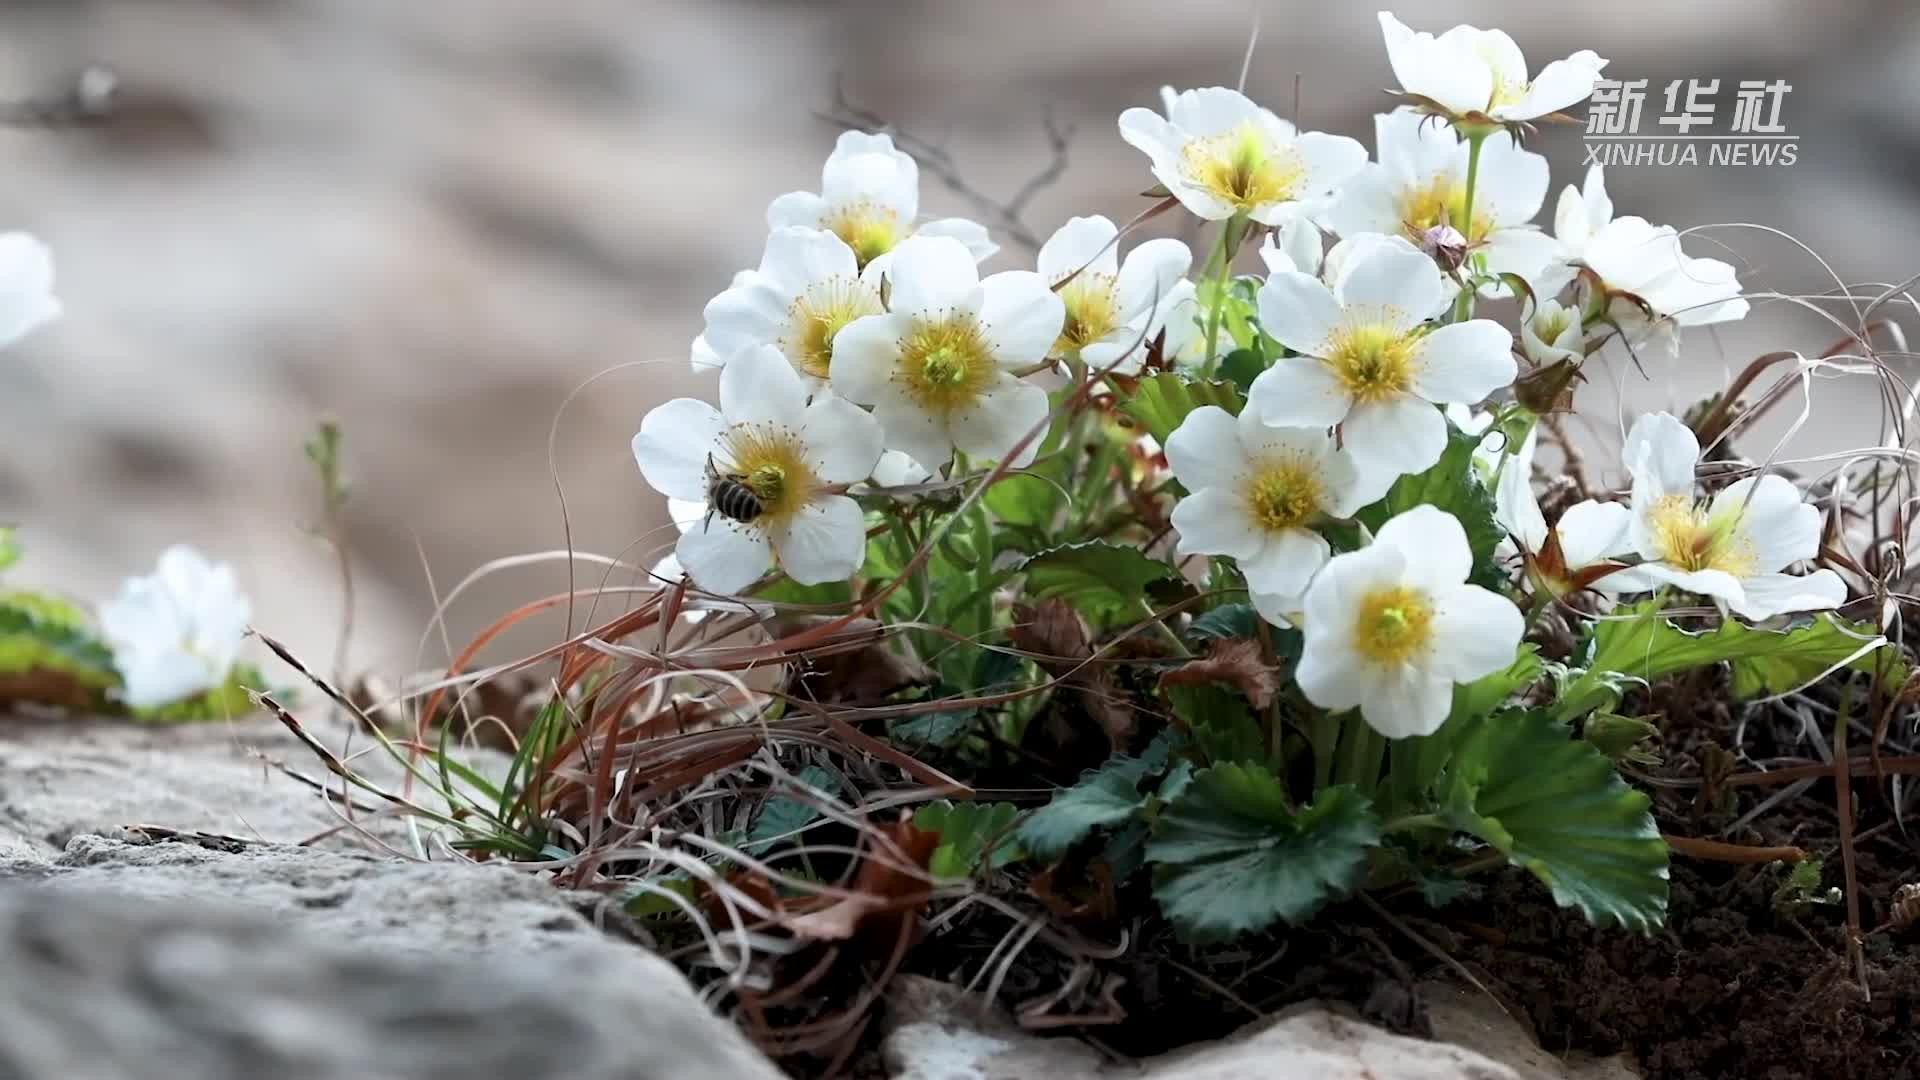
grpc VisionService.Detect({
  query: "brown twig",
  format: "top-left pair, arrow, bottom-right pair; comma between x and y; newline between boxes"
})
1662,834 -> 1806,864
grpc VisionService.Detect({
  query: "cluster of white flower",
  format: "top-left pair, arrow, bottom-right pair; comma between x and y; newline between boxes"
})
633,11 -> 1841,741
99,546 -> 253,709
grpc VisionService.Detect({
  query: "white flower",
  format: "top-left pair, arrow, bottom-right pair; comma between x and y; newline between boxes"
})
632,344 -> 884,594
767,131 -> 995,269
1323,109 -> 1560,292
1520,297 -> 1584,367
829,235 -> 1065,473
691,227 -> 884,386
1378,12 -> 1608,124
1597,412 -> 1846,620
0,233 -> 58,350
1248,240 -> 1516,476
99,545 -> 252,709
1258,217 -> 1325,277
1549,166 -> 1747,333
1118,87 -> 1367,225
1486,423 -> 1634,596
1037,215 -> 1190,376
1298,505 -> 1523,738
868,450 -> 931,490
1148,279 -> 1210,370
1166,405 -> 1393,601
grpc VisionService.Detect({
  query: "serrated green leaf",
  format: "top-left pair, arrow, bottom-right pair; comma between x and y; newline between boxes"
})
915,800 -> 1023,879
1017,750 -> 1159,859
1148,768 -> 1378,940
1442,710 -> 1668,931
1187,603 -> 1258,642
1355,428 -> 1505,588
1164,682 -> 1266,766
745,766 -> 840,854
889,708 -> 975,750
1118,373 -> 1243,445
1557,604 -> 1904,721
1020,541 -> 1184,627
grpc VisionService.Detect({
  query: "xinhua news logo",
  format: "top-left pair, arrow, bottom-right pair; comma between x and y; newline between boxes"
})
1583,78 -> 1797,167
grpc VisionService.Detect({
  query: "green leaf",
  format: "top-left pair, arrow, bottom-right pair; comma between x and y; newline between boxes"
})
985,471 -> 1065,531
130,663 -> 271,723
1452,645 -> 1541,721
0,590 -> 120,695
889,708 -> 975,750
745,766 -> 840,854
1020,541 -> 1185,628
1148,768 -> 1379,941
1017,750 -> 1160,859
1355,428 -> 1505,587
0,529 -> 19,573
1558,604 -> 1904,721
1188,603 -> 1259,642
1218,348 -> 1266,394
1118,373 -> 1243,445
754,577 -> 853,606
915,800 -> 1023,879
1442,710 -> 1669,931
1165,682 -> 1266,766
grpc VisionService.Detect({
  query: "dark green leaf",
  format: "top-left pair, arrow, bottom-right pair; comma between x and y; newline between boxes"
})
1219,348 -> 1266,394
1188,603 -> 1259,642
1020,541 -> 1184,628
1148,768 -> 1378,940
915,801 -> 1023,879
1165,682 -> 1266,766
746,766 -> 840,854
1355,428 -> 1505,588
1118,373 -> 1243,445
1017,750 -> 1160,859
1452,645 -> 1541,721
1443,710 -> 1669,931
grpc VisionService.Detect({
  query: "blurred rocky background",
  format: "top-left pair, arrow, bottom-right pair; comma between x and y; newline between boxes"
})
0,0 -> 1914,676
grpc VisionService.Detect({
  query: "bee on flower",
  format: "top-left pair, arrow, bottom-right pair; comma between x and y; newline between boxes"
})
767,131 -> 995,270
1377,11 -> 1609,128
1247,238 -> 1516,477
1119,86 -> 1367,226
632,344 -> 884,595
1297,505 -> 1524,738
829,235 -> 1065,474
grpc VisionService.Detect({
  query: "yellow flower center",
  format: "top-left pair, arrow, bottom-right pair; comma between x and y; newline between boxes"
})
1532,307 -> 1573,344
1396,174 -> 1491,245
824,202 -> 901,267
1055,273 -> 1122,356
1244,457 -> 1323,532
780,278 -> 884,379
1647,494 -> 1756,576
1352,585 -> 1436,666
1180,122 -> 1303,212
718,423 -> 817,522
1326,323 -> 1420,404
897,315 -> 996,413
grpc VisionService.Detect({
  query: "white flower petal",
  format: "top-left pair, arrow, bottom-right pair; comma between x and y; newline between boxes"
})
827,312 -> 910,405
0,233 -> 58,349
770,495 -> 868,585
821,132 -> 918,222
1378,12 -> 1493,117
1246,359 -> 1352,430
1290,131 -> 1370,197
1495,457 -> 1549,554
1375,504 -> 1471,588
1428,583 -> 1524,682
1037,216 -> 1120,283
1320,167 -> 1404,242
1256,271 -> 1344,356
1334,246 -> 1446,332
799,395 -> 884,484
1731,570 -> 1848,621
1172,486 -> 1263,562
949,379 -> 1050,466
634,398 -> 727,501
1502,50 -> 1609,121
1624,412 -> 1700,517
719,344 -> 809,426
978,270 -> 1066,365
872,395 -> 955,475
676,523 -> 771,595
1239,527 -> 1332,599
887,235 -> 983,319
1358,666 -> 1456,738
767,190 -> 830,230
1113,238 -> 1192,323
915,218 -> 1000,263
1555,499 -> 1634,569
1711,475 -> 1820,574
1410,319 -> 1516,404
1344,395 -> 1447,477
1164,405 -> 1243,493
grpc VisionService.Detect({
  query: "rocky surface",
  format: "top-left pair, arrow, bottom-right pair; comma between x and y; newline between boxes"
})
880,974 -> 1640,1080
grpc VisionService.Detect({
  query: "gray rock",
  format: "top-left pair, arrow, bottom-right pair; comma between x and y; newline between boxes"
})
0,834 -> 784,1080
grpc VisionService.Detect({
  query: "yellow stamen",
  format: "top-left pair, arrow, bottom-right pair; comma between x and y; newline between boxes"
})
823,202 -> 901,267
896,315 -> 996,413
1395,174 -> 1491,245
1244,457 -> 1323,532
780,278 -> 884,379
1352,585 -> 1435,665
719,424 -> 817,522
1647,494 -> 1757,576
1180,122 -> 1304,212
1326,324 -> 1419,404
1055,273 -> 1122,356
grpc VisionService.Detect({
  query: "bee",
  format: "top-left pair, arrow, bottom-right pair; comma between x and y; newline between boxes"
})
704,455 -> 764,527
